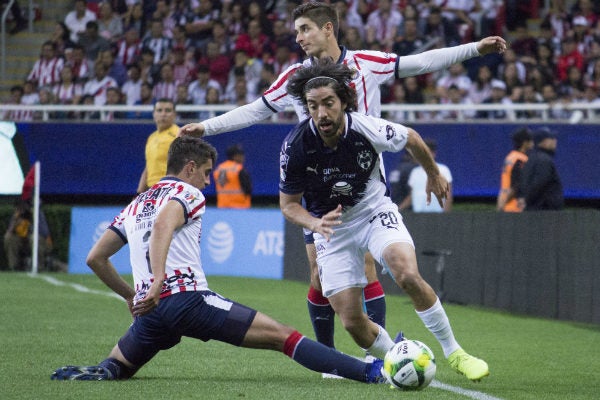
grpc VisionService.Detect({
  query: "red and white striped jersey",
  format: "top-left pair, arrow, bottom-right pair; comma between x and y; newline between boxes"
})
27,57 -> 64,87
109,178 -> 209,303
264,47 -> 398,119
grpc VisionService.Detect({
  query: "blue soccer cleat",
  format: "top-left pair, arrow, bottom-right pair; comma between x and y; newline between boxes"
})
393,331 -> 405,343
51,365 -> 113,381
366,358 -> 387,384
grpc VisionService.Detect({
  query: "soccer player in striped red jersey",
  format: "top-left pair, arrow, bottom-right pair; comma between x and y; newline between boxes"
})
181,1 -> 506,368
51,137 -> 386,383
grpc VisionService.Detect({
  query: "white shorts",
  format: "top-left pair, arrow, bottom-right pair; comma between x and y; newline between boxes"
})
314,200 -> 414,297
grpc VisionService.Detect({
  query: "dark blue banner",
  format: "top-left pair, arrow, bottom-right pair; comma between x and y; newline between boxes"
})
17,122 -> 600,199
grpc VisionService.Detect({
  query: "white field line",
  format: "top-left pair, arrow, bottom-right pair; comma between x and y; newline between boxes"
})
34,274 -> 503,400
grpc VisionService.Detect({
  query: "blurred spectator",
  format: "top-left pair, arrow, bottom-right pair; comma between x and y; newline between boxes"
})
520,128 -> 564,211
121,63 -> 142,105
439,84 -> 475,120
511,22 -> 538,59
467,64 -> 493,104
384,83 -> 409,121
197,41 -> 231,89
171,24 -> 196,57
170,46 -> 195,85
540,83 -> 571,119
188,64 -> 222,118
152,0 -> 176,37
67,44 -> 91,83
388,151 -> 417,207
224,49 -> 263,101
423,6 -> 461,47
500,62 -> 525,101
365,0 -> 403,50
1,0 -> 27,35
497,127 -> 533,212
175,82 -> 196,121
104,86 -> 126,120
34,87 -> 57,120
392,18 -> 426,56
536,19 -> 561,57
1,85 -> 32,121
142,18 -> 172,64
53,65 -> 83,106
222,1 -> 245,43
577,82 -> 600,119
403,76 -> 425,105
476,79 -> 514,120
183,0 -> 218,50
138,47 -> 160,84
435,62 -> 472,99
21,81 -> 39,107
83,62 -> 118,106
97,48 -> 128,87
153,63 -> 178,101
247,0 -> 275,35
50,22 -> 76,57
27,41 -> 64,88
271,39 -> 297,76
3,199 -> 57,271
115,26 -> 142,67
399,139 -> 453,213
341,26 -> 366,50
332,0 -> 365,42
571,16 -> 592,55
559,65 -> 586,100
104,0 -> 128,16
257,63 -> 277,94
64,0 -> 97,42
534,43 -> 557,83
126,81 -> 155,119
80,94 -> 100,120
556,37 -> 584,82
122,1 -> 145,35
516,83 -> 544,119
235,18 -> 273,60
78,20 -> 111,62
573,0 -> 598,27
97,1 -> 123,42
441,0 -> 476,43
197,86 -> 224,121
471,0 -> 503,39
498,48 -> 527,84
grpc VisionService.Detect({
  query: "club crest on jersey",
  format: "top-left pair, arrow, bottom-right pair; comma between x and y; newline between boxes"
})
385,124 -> 396,141
330,181 -> 353,198
357,150 -> 373,171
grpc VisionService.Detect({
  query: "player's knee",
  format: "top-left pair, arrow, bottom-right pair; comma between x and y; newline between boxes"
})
338,312 -> 369,334
395,271 -> 424,295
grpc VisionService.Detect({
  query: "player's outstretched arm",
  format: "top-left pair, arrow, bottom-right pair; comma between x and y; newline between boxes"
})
476,36 -> 507,56
181,98 -> 276,137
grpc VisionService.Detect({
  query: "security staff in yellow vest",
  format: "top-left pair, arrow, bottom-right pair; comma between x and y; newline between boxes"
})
213,144 -> 252,208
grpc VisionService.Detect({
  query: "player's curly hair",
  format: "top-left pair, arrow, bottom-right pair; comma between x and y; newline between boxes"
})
286,58 -> 358,113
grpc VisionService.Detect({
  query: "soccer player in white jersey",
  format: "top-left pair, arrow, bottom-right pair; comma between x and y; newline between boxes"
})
51,137 -> 386,383
279,59 -> 489,381
180,1 -> 506,363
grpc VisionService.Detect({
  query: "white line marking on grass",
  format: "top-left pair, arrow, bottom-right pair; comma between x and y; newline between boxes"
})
33,274 -> 502,399
33,274 -> 124,301
431,380 -> 503,400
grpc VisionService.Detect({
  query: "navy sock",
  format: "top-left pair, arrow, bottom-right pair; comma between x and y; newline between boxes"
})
98,357 -> 137,380
307,287 -> 335,348
283,331 -> 368,382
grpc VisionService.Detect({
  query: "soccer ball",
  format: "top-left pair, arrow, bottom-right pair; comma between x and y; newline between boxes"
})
382,339 -> 436,390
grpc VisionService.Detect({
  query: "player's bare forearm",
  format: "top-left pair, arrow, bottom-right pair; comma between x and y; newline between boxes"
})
405,128 -> 440,177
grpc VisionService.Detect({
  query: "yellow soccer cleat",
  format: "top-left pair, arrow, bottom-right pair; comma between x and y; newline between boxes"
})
447,349 -> 490,381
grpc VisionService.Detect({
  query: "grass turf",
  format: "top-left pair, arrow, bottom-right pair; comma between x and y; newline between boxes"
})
1,272 -> 599,400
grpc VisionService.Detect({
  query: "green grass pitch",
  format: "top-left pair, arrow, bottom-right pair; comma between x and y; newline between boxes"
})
1,272 -> 599,400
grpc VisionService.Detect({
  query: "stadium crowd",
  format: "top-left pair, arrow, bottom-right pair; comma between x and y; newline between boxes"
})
3,0 -> 600,122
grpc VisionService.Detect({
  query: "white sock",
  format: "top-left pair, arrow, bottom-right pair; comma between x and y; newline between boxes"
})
415,297 -> 461,358
366,324 -> 395,359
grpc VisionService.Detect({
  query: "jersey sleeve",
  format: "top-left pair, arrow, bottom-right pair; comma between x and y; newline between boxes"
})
350,49 -> 398,85
349,112 -> 409,153
279,130 -> 306,195
262,63 -> 304,112
170,184 -> 206,223
108,205 -> 130,243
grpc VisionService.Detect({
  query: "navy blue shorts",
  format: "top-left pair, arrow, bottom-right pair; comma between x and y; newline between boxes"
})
118,290 -> 257,367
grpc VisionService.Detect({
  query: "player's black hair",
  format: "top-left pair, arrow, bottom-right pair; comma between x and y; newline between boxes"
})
153,98 -> 176,111
167,137 -> 217,174
292,2 -> 339,38
286,57 -> 357,112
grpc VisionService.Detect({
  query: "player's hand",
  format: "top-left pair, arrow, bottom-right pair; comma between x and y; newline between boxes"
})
426,174 -> 450,208
131,283 -> 161,317
179,122 -> 205,137
476,36 -> 507,55
313,204 -> 342,242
